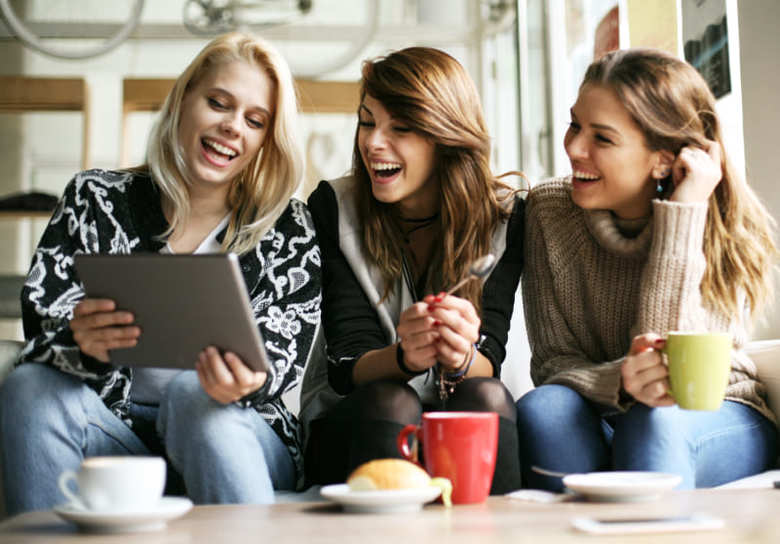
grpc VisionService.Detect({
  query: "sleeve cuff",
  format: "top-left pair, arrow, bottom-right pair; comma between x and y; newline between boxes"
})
650,199 -> 707,259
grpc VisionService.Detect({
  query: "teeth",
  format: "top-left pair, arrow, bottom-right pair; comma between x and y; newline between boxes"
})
204,139 -> 237,157
573,170 -> 599,180
370,162 -> 402,171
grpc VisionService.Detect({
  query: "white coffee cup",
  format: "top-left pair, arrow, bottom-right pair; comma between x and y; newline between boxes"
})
58,456 -> 166,512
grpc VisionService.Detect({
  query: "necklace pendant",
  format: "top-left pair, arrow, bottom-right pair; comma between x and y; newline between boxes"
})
438,374 -> 447,401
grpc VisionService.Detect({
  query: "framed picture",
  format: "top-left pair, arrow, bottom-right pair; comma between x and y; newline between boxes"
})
682,0 -> 731,98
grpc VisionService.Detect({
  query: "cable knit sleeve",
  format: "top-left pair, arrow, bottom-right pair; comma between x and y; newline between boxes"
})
635,200 -> 716,334
522,181 -> 625,408
634,199 -> 771,421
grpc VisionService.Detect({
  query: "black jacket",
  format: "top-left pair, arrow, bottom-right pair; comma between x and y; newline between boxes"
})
19,169 -> 321,486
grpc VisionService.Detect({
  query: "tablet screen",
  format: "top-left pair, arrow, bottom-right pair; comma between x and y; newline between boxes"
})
74,253 -> 270,372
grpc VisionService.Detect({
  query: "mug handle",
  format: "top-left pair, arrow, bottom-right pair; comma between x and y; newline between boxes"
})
397,424 -> 421,464
659,340 -> 678,403
58,470 -> 84,508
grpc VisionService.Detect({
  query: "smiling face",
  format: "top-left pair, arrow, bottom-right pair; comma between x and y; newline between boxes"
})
357,94 -> 438,218
177,60 -> 273,197
564,83 -> 667,219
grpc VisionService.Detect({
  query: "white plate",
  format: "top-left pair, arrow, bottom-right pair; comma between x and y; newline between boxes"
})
320,484 -> 441,513
53,496 -> 193,532
563,472 -> 682,502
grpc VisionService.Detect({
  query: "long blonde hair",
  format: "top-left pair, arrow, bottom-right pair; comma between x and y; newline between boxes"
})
583,48 -> 776,319
354,47 -> 518,311
146,32 -> 303,254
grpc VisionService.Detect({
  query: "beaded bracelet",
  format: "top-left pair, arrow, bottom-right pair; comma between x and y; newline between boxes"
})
437,344 -> 477,400
396,343 -> 427,377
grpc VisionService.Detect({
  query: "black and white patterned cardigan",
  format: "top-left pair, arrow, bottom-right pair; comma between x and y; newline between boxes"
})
19,169 -> 321,488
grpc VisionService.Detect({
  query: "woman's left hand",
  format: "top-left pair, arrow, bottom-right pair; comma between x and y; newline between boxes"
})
621,333 -> 675,407
424,293 -> 480,373
669,139 -> 723,204
196,346 -> 268,404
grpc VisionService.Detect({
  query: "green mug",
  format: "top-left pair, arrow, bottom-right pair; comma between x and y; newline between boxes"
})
664,331 -> 732,411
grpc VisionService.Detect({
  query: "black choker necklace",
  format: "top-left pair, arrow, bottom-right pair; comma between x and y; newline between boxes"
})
400,212 -> 439,240
400,212 -> 439,223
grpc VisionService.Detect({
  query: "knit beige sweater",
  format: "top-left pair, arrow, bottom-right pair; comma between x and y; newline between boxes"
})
522,178 -> 772,422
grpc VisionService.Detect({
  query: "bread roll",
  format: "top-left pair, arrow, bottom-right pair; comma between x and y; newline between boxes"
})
347,459 -> 431,490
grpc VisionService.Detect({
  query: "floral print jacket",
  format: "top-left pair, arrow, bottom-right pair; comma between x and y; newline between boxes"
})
19,169 -> 321,487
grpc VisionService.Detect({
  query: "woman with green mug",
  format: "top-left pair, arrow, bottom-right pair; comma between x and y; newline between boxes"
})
516,49 -> 778,490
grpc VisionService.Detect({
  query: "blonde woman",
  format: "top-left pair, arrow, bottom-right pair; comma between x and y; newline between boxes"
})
516,49 -> 777,490
0,33 -> 321,514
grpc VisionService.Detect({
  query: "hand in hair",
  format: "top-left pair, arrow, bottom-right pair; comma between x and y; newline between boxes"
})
620,333 -> 675,407
195,346 -> 268,404
669,139 -> 723,204
395,302 -> 441,373
423,293 -> 481,373
70,298 -> 140,363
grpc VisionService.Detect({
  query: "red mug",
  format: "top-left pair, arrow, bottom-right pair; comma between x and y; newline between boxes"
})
397,411 -> 498,504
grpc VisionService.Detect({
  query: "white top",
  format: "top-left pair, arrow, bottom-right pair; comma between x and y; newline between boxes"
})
130,214 -> 231,404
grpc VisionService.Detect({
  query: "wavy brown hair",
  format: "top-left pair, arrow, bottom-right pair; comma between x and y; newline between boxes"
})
583,48 -> 776,319
353,47 -> 519,311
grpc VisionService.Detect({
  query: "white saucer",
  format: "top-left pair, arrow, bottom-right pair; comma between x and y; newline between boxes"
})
53,496 -> 193,532
320,484 -> 441,513
563,472 -> 682,502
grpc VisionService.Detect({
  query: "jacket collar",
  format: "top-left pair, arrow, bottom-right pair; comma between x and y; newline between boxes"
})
127,172 -> 168,253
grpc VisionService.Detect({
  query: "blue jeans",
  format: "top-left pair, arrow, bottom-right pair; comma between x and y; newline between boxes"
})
515,384 -> 778,491
0,364 -> 295,515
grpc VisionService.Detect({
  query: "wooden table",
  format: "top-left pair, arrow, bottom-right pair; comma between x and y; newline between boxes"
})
0,489 -> 778,543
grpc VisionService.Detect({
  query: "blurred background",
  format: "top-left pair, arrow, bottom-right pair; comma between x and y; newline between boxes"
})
0,0 -> 778,398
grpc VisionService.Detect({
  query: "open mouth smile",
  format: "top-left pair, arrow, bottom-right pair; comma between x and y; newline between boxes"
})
201,138 -> 238,166
369,161 -> 403,184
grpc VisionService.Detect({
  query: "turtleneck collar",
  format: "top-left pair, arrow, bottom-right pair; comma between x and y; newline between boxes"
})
583,208 -> 653,258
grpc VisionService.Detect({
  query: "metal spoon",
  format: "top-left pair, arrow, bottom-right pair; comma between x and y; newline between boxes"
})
530,465 -> 569,479
441,254 -> 497,298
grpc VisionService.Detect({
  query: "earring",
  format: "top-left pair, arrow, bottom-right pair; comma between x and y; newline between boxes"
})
656,168 -> 670,193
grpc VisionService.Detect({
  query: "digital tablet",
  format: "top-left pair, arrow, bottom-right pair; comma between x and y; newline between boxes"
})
74,253 -> 270,372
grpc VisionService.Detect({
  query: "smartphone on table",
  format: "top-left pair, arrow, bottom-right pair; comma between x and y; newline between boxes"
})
571,514 -> 724,535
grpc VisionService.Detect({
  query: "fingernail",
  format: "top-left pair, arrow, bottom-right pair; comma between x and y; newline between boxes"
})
433,320 -> 441,327
427,305 -> 435,312
433,296 -> 443,303
654,339 -> 665,348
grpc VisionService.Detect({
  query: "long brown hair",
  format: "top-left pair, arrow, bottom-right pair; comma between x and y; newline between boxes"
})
353,47 -> 518,311
583,48 -> 776,319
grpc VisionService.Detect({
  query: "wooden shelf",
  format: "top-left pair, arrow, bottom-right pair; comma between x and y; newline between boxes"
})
122,79 -> 175,114
0,76 -> 86,113
122,78 -> 360,114
296,80 -> 360,114
0,76 -> 90,170
0,210 -> 53,220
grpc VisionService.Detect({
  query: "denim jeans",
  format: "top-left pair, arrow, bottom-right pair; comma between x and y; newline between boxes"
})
0,364 -> 295,515
515,384 -> 778,491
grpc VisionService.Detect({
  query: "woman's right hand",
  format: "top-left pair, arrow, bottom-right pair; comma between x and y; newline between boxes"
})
70,298 -> 140,363
621,333 -> 675,407
395,302 -> 440,373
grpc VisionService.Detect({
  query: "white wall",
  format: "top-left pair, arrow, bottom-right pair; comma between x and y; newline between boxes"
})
737,0 -> 780,340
